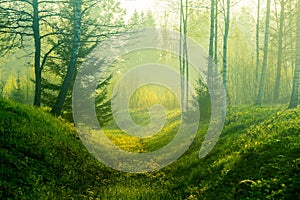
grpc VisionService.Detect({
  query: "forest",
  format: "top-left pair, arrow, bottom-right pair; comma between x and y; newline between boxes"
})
0,0 -> 299,199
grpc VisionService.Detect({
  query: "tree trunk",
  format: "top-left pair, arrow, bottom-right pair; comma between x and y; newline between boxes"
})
273,0 -> 285,103
179,0 -> 189,112
33,0 -> 41,106
51,0 -> 82,115
288,0 -> 300,109
184,0 -> 189,111
255,0 -> 260,100
208,0 -> 215,85
214,0 -> 218,65
179,0 -> 185,112
256,0 -> 271,105
223,0 -> 230,90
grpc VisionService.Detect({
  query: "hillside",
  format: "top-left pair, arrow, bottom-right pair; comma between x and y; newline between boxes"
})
0,100 -> 299,199
0,100 -> 112,199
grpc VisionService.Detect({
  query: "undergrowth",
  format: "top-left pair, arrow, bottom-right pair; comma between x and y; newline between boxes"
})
0,100 -> 299,199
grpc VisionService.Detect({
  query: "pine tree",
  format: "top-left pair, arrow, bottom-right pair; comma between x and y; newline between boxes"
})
41,0 -> 125,124
192,78 -> 211,122
10,71 -> 24,103
288,0 -> 300,108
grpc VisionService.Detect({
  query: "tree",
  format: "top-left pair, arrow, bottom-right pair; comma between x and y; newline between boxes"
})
141,10 -> 156,27
192,77 -> 211,123
179,0 -> 189,112
128,10 -> 140,28
50,0 -> 82,116
214,0 -> 219,65
0,0 -> 64,106
288,0 -> 300,108
222,0 -> 230,90
255,0 -> 261,98
128,10 -> 155,29
273,0 -> 285,103
256,0 -> 271,105
0,66 -> 6,98
10,71 -> 25,103
42,0 -> 126,120
183,0 -> 189,111
208,0 -> 215,85
0,80 -> 4,98
32,0 -> 41,106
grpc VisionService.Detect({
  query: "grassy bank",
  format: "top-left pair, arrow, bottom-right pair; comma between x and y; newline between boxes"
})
0,100 -> 299,199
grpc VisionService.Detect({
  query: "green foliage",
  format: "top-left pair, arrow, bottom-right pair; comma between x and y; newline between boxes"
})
110,49 -> 180,112
0,100 -> 173,199
128,10 -> 156,28
9,71 -> 25,103
1,100 -> 299,199
0,100 -> 115,199
174,106 -> 300,199
41,0 -> 125,123
192,78 -> 211,121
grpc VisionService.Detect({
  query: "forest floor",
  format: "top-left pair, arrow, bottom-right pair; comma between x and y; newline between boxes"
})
0,100 -> 299,199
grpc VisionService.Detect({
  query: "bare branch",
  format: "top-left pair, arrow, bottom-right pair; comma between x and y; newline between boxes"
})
0,0 -> 33,6
41,41 -> 65,70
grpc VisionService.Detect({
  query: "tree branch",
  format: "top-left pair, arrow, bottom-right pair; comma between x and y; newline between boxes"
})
41,41 -> 64,70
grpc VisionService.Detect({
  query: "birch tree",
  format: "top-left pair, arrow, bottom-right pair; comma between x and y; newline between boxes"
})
288,0 -> 300,108
179,0 -> 189,111
256,0 -> 271,105
255,0 -> 261,97
222,0 -> 230,90
208,0 -> 215,85
273,0 -> 286,103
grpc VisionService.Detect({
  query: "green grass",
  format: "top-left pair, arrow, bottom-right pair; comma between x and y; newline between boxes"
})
0,100 -> 299,199
104,110 -> 181,152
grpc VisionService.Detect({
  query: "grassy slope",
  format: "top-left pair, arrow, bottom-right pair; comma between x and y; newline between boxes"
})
166,106 -> 300,199
0,100 -> 299,199
0,100 -> 111,199
0,100 -> 172,199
